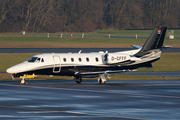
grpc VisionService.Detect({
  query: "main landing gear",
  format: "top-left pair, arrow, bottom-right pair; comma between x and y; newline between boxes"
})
74,74 -> 107,84
74,76 -> 82,84
98,74 -> 106,84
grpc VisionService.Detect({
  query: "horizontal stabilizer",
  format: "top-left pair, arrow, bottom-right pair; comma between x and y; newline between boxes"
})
131,45 -> 142,49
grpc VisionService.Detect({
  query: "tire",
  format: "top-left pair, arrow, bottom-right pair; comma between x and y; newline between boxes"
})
76,77 -> 82,84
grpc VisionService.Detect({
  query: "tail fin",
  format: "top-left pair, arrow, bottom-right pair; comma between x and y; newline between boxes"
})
134,26 -> 167,57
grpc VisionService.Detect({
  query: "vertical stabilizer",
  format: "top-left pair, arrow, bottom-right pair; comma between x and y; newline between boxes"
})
134,26 -> 167,57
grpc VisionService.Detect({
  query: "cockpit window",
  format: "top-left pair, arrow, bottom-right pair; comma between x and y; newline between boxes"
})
36,58 -> 41,63
27,57 -> 38,62
27,57 -> 43,63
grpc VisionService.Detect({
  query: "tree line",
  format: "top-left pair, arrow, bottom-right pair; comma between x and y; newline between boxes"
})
0,0 -> 180,33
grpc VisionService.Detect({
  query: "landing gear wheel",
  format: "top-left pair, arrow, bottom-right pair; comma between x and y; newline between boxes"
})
99,78 -> 106,84
98,74 -> 107,84
76,80 -> 82,84
99,78 -> 102,84
19,78 -> 26,85
75,77 -> 82,84
76,79 -> 82,84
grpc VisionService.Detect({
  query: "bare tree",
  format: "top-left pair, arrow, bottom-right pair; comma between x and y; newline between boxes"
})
0,0 -> 180,32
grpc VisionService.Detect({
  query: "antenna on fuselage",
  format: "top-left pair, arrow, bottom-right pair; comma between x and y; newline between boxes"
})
78,50 -> 82,53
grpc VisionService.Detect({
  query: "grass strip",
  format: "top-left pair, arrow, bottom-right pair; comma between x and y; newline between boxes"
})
0,32 -> 180,48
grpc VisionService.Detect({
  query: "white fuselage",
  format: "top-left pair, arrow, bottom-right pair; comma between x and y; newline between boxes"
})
6,48 -> 161,77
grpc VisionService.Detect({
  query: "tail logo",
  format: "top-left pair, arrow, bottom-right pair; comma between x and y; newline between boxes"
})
158,30 -> 161,34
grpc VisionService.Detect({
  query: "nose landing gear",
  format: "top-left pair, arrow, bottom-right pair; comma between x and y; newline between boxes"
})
19,74 -> 28,85
19,78 -> 28,85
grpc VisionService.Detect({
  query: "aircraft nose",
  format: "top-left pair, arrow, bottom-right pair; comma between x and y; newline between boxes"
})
6,67 -> 16,74
6,62 -> 30,74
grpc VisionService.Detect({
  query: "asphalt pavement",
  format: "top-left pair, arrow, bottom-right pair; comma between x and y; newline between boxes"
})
0,80 -> 180,120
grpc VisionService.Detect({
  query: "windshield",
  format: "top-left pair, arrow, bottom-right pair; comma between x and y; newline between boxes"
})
27,57 -> 45,63
27,57 -> 38,62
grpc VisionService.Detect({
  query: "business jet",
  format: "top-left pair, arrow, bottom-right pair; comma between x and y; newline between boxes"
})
6,26 -> 168,84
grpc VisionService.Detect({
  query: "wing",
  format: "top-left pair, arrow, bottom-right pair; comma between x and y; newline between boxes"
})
75,69 -> 132,78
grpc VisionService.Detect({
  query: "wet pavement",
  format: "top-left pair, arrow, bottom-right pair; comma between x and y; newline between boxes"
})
0,80 -> 180,120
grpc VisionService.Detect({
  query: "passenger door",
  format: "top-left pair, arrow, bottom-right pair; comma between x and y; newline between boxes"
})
53,56 -> 61,73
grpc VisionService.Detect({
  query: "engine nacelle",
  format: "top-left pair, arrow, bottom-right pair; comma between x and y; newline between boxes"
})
104,53 -> 109,63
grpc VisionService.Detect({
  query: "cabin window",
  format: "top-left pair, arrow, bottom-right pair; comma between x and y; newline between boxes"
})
86,58 -> 89,62
41,58 -> 44,62
63,58 -> 66,62
79,58 -> 82,62
95,57 -> 99,62
71,58 -> 74,62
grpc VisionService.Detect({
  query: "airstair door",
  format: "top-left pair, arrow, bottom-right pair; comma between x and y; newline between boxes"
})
53,56 -> 61,73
